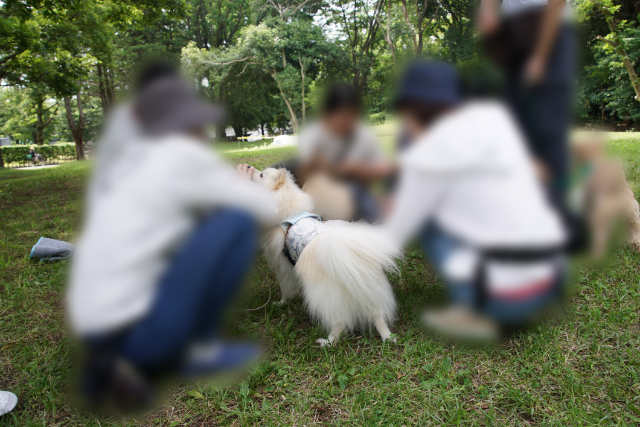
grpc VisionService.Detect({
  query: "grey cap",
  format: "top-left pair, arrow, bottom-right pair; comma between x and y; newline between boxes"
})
136,76 -> 224,136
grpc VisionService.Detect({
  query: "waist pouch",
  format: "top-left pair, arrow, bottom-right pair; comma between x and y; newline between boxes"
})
475,246 -> 564,308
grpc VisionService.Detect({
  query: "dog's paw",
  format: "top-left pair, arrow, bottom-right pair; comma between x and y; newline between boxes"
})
385,333 -> 398,343
273,299 -> 287,306
316,338 -> 332,347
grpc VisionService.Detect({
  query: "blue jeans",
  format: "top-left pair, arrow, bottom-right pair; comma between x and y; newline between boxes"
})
351,183 -> 379,223
420,223 -> 564,325
90,209 -> 258,374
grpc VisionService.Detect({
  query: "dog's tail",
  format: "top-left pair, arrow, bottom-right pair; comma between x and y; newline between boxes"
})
297,222 -> 402,329
318,222 -> 401,276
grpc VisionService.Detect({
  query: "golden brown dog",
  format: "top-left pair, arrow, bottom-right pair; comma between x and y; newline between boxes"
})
571,136 -> 640,258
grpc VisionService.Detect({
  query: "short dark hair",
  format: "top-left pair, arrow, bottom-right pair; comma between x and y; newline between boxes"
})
398,101 -> 452,128
134,59 -> 179,92
321,82 -> 362,115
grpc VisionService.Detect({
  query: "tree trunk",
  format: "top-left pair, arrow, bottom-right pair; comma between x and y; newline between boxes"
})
601,85 -> 605,127
35,98 -> 57,145
64,94 -> 85,160
400,0 -> 419,53
270,71 -> 300,134
384,0 -> 398,71
0,148 -> 4,168
97,62 -> 110,115
216,84 -> 227,141
299,56 -> 307,126
598,9 -> 640,102
104,68 -> 116,106
233,125 -> 243,141
216,123 -> 226,141
35,99 -> 45,146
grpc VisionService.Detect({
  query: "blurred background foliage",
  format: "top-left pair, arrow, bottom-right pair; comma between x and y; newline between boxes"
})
0,0 -> 639,157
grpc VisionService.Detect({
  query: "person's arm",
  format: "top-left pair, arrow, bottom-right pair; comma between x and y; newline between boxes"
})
334,161 -> 396,183
382,168 -> 448,248
478,0 -> 501,35
188,160 -> 278,227
525,0 -> 566,84
329,127 -> 395,183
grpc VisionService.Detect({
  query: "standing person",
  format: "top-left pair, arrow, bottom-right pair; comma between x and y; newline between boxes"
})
384,61 -> 567,340
68,75 -> 278,409
479,0 -> 575,207
290,83 -> 393,222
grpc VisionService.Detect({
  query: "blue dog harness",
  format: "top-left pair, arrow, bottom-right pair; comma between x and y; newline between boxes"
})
280,212 -> 331,265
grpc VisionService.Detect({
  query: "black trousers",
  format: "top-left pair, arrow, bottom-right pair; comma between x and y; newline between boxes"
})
505,24 -> 576,208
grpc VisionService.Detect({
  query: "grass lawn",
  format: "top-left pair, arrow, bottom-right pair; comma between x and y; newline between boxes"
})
1,132 -> 640,426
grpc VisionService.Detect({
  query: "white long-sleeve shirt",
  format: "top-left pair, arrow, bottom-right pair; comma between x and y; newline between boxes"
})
385,101 -> 565,249
86,104 -> 140,213
68,134 -> 278,336
384,102 -> 565,291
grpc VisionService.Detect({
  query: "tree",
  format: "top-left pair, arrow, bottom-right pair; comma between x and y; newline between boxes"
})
187,0 -> 249,49
399,0 -> 441,57
0,87 -> 38,144
581,0 -> 640,102
64,94 -> 85,160
31,89 -> 58,145
183,17 -> 334,134
325,0 -> 385,93
576,0 -> 640,124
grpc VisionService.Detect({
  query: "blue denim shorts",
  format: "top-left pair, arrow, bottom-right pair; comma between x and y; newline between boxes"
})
420,223 -> 566,325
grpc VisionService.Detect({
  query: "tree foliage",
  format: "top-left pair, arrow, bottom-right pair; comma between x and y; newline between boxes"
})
1,0 -> 639,165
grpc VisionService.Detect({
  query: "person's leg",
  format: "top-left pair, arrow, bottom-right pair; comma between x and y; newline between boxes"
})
350,183 -> 380,223
419,225 -> 498,340
115,208 -> 257,374
419,224 -> 566,338
528,84 -> 572,206
523,26 -> 576,207
483,260 -> 567,325
419,223 -> 476,305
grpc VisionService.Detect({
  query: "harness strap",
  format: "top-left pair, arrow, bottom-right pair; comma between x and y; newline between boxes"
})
279,212 -> 323,266
281,223 -> 297,266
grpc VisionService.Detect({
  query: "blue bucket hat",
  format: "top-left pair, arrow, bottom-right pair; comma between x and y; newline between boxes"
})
395,60 -> 462,107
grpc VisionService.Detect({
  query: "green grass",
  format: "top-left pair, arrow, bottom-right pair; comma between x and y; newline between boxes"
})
1,133 -> 640,426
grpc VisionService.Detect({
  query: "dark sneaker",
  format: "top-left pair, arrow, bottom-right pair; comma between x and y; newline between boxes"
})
82,352 -> 154,414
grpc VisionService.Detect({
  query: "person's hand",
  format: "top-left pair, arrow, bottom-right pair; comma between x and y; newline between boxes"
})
477,7 -> 500,36
524,54 -> 547,86
236,163 -> 255,181
532,159 -> 550,184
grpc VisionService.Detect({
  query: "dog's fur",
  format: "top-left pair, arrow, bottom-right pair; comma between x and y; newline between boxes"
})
301,173 -> 355,221
252,168 -> 400,346
572,137 -> 640,258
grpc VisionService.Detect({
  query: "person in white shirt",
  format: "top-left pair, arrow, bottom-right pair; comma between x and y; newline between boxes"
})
87,61 -> 179,214
384,61 -> 567,340
68,75 -> 277,407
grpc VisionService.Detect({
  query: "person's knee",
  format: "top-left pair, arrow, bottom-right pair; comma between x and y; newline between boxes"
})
201,208 -> 257,244
219,209 -> 257,243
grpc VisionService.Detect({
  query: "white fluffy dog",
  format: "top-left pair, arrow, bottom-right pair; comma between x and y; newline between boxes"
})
252,168 -> 401,346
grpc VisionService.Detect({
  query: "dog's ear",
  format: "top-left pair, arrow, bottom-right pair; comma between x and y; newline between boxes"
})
274,168 -> 288,190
